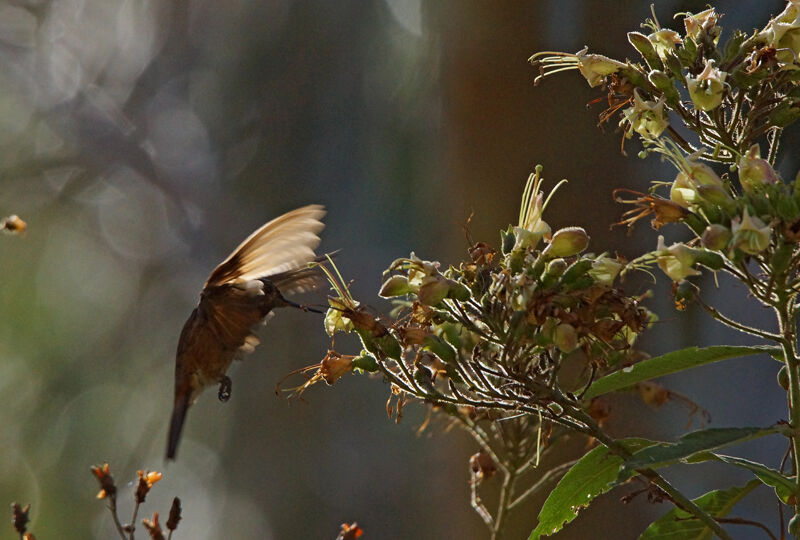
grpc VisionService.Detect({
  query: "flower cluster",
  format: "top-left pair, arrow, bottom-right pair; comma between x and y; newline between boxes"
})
533,3 -> 800,296
285,167 -> 657,535
88,463 -> 181,540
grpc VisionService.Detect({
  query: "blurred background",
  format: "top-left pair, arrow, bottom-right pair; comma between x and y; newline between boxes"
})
0,0 -> 795,538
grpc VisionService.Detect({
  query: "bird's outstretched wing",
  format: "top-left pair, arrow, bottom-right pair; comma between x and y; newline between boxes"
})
205,204 -> 326,289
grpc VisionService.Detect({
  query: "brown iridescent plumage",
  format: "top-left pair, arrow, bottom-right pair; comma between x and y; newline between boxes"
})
167,205 -> 326,459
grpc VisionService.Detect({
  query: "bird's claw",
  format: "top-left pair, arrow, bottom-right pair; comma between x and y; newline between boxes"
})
218,376 -> 232,402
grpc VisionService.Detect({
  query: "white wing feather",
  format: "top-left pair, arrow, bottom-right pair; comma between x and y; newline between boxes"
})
205,204 -> 326,287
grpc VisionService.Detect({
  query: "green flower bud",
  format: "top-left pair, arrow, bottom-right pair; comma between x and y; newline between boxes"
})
686,59 -> 727,111
693,250 -> 725,271
554,323 -> 579,353
561,258 -> 594,285
789,514 -> 800,537
772,243 -> 794,275
501,226 -> 516,254
417,275 -> 451,306
446,281 -> 471,301
777,194 -> 800,222
423,335 -> 457,364
778,365 -> 790,391
545,258 -> 568,277
544,227 -> 590,257
688,160 -> 724,187
731,208 -> 772,255
701,224 -> 732,251
379,275 -> 412,297
738,144 -> 778,192
674,280 -> 697,308
352,353 -> 379,373
695,183 -> 732,207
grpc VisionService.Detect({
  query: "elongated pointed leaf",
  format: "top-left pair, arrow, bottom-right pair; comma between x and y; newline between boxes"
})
687,452 -> 798,504
529,439 -> 655,539
583,346 -> 780,400
621,426 -> 784,475
639,480 -> 761,539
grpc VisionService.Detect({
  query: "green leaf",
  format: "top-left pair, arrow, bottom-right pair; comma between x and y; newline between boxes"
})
638,480 -> 761,539
583,345 -> 780,400
687,452 -> 798,504
529,439 -> 656,539
621,426 -> 784,478
352,352 -> 379,373
628,31 -> 663,71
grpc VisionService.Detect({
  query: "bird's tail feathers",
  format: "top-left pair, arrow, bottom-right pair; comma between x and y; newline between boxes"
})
166,391 -> 191,460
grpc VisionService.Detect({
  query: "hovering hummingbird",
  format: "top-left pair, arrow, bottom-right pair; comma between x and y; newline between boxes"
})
167,205 -> 327,460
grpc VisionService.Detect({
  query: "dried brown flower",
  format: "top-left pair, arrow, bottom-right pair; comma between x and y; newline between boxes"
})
1,215 -> 26,236
613,189 -> 688,230
135,470 -> 163,503
11,503 -> 30,534
166,497 -> 182,531
337,522 -> 364,540
90,463 -> 116,500
469,451 -> 498,482
142,512 -> 165,540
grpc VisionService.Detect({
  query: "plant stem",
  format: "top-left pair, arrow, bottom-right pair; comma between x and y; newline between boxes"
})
492,468 -> 518,540
775,295 -> 800,513
695,295 -> 782,341
108,496 -> 128,540
129,500 -> 141,540
509,460 -> 577,510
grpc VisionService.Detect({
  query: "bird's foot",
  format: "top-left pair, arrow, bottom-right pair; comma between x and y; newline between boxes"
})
218,376 -> 232,402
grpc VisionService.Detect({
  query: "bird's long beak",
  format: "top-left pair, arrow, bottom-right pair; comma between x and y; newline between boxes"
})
283,297 -> 325,314
166,390 -> 192,460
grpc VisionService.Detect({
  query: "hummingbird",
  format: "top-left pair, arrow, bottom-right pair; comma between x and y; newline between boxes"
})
167,204 -> 327,460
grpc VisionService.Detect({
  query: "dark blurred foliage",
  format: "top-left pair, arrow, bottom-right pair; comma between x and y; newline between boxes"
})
0,1 -> 789,538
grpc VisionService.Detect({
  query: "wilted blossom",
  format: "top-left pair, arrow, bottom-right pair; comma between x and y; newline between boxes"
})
543,227 -> 590,257
731,208 -> 772,254
738,144 -> 779,192
655,236 -> 702,281
320,351 -> 355,385
621,89 -> 669,140
701,224 -> 732,251
686,59 -> 727,111
613,189 -> 688,230
382,253 -> 468,306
